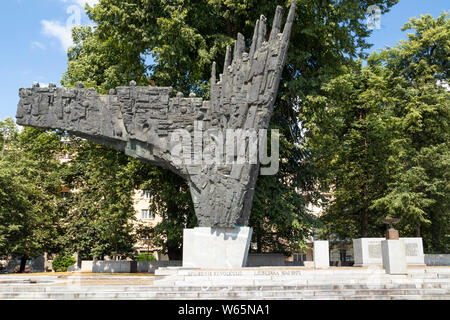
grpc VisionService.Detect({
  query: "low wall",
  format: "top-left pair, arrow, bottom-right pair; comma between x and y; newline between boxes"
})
143,260 -> 182,273
425,254 -> 450,266
246,254 -> 286,267
92,261 -> 137,273
3,256 -> 45,273
285,261 -> 314,268
78,260 -> 183,273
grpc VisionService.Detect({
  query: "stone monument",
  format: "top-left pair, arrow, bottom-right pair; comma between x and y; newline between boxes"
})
16,2 -> 297,268
313,240 -> 330,269
353,237 -> 425,267
381,218 -> 406,274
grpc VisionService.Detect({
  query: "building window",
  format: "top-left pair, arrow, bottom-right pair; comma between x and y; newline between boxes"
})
141,209 -> 154,220
293,253 -> 307,262
142,190 -> 152,199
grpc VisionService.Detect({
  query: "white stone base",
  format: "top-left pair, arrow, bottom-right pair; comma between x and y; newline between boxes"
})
182,227 -> 252,268
313,241 -> 329,269
353,237 -> 425,267
381,240 -> 407,274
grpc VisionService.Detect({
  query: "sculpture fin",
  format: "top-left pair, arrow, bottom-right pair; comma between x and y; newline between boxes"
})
223,45 -> 232,74
233,33 -> 245,61
249,19 -> 259,59
256,15 -> 267,48
282,0 -> 296,44
211,61 -> 216,84
269,6 -> 283,41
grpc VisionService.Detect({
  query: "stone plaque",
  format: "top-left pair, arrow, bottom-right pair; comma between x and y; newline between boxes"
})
368,243 -> 382,259
406,243 -> 419,257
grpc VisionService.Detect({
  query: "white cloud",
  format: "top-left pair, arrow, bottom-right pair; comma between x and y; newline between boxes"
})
41,20 -> 73,52
31,41 -> 46,50
61,0 -> 99,8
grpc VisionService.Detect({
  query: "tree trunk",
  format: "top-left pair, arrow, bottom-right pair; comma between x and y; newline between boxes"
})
256,223 -> 262,253
415,225 -> 421,237
360,210 -> 368,238
360,109 -> 369,238
431,212 -> 442,252
19,256 -> 28,273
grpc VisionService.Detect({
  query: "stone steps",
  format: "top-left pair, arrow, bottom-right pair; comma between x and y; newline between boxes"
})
1,280 -> 449,300
0,287 -> 448,300
0,281 -> 448,292
1,267 -> 449,299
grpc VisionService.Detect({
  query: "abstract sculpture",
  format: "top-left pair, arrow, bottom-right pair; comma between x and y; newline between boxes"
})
17,2 -> 296,228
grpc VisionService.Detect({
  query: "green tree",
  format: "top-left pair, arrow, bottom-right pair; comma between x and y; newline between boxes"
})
61,138 -> 139,260
0,119 -> 67,272
305,12 -> 449,253
370,12 -> 450,252
304,63 -> 394,239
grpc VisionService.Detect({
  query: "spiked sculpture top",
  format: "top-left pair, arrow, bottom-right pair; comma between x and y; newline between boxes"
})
16,2 -> 296,227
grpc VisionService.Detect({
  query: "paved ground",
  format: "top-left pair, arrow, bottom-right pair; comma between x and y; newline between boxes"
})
0,273 -> 156,286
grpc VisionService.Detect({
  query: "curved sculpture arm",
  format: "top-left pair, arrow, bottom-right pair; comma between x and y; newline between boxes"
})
16,1 -> 296,227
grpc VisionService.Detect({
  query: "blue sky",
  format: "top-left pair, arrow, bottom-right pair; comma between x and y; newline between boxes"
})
0,0 -> 448,120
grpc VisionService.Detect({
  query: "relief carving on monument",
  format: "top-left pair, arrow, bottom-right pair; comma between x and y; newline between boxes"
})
368,243 -> 382,259
16,2 -> 297,228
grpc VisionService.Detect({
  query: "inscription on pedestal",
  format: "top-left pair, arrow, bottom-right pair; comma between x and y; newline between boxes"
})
368,243 -> 382,259
406,243 -> 419,257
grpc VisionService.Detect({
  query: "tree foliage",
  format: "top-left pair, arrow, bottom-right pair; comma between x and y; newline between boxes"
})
0,120 -> 68,270
60,139 -> 139,259
305,12 -> 449,252
370,12 -> 450,252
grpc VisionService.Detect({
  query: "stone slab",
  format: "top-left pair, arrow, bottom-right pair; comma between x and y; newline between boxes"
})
246,253 -> 285,267
138,260 -> 182,273
382,240 -> 407,275
313,241 -> 330,269
80,261 -> 93,272
182,227 -> 252,268
353,237 -> 425,267
92,261 -> 137,273
425,254 -> 450,266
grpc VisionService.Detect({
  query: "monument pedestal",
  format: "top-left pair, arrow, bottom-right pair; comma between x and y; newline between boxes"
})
313,241 -> 330,269
381,240 -> 407,274
353,237 -> 425,267
182,227 -> 252,268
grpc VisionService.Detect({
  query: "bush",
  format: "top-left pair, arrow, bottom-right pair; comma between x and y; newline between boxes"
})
52,255 -> 76,272
135,253 -> 156,261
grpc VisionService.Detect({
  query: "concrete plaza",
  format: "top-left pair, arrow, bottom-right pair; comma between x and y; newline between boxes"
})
0,266 -> 449,300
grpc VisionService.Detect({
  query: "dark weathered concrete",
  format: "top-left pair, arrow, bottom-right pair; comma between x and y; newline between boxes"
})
16,2 -> 296,227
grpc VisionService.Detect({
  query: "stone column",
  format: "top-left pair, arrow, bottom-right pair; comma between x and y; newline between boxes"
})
313,240 -> 330,269
381,240 -> 407,274
183,227 -> 253,268
381,225 -> 407,274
